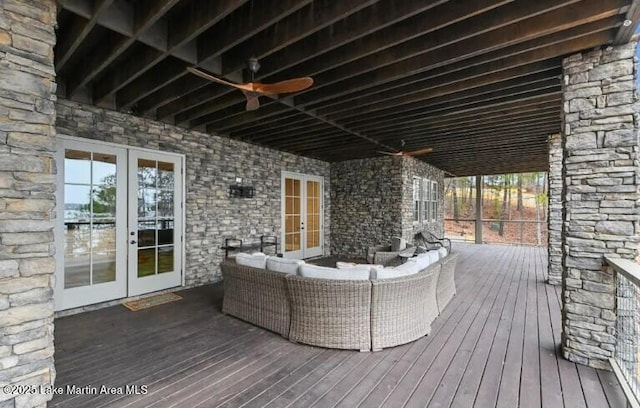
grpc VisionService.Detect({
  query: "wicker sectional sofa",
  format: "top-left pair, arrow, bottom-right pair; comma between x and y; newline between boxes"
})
220,251 -> 458,352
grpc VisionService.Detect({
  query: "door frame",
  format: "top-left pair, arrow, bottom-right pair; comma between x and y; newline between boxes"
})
127,149 -> 184,296
281,171 -> 324,259
55,135 -> 186,311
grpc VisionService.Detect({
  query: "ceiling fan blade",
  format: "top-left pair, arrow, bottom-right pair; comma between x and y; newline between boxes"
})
252,77 -> 314,94
186,67 -> 253,92
377,151 -> 402,156
404,147 -> 434,156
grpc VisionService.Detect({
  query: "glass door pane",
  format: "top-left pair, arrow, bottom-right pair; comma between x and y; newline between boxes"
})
63,150 -> 117,288
284,178 -> 301,252
129,152 -> 182,296
306,180 -> 321,249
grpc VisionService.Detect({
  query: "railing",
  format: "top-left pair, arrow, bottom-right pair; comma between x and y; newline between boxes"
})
444,218 -> 548,246
605,256 -> 640,408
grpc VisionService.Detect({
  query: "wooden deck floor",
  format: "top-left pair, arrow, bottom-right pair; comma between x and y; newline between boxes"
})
51,244 -> 625,407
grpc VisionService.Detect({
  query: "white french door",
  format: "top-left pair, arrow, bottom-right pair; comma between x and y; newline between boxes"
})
128,151 -> 182,296
55,138 -> 183,310
282,172 -> 323,259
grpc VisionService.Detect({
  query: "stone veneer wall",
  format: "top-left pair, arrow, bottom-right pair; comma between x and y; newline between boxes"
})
401,157 -> 445,241
0,0 -> 57,406
330,156 -> 445,258
548,133 -> 563,285
561,42 -> 639,369
56,99 -> 331,289
330,157 -> 403,257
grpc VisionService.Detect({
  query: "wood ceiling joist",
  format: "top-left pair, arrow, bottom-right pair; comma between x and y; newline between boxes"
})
151,0 -> 379,120
326,72 -> 560,123
352,95 -> 561,134
136,76 -> 210,114
263,0 -> 509,85
377,123 -> 561,151
109,0 -> 312,109
368,106 -> 560,140
249,0 -> 463,81
203,103 -> 291,132
304,17 -> 617,112
280,122 -> 558,153
220,0 -> 379,75
55,0 -> 114,72
372,116 -> 561,147
62,0 -> 184,96
615,0 -> 640,44
264,109 -> 559,151
294,1 -> 622,107
239,119 -> 335,142
343,83 -> 561,130
156,84 -> 229,120
315,60 -> 561,118
165,0 -> 505,129
94,0 -> 248,104
230,116 -> 318,140
175,93 -> 246,125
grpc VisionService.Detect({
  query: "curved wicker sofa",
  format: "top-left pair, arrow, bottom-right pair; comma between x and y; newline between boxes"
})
220,252 -> 458,352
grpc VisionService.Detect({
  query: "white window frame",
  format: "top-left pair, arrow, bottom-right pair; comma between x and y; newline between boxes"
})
413,177 -> 421,222
430,180 -> 438,222
422,178 -> 430,222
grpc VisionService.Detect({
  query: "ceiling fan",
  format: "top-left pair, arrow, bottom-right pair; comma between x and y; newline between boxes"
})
378,147 -> 434,157
187,58 -> 313,111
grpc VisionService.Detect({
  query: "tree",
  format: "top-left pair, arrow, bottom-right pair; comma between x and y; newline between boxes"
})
498,175 -> 510,236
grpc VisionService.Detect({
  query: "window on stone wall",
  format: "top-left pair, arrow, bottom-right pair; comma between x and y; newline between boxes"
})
431,181 -> 438,222
422,178 -> 430,222
413,177 -> 421,221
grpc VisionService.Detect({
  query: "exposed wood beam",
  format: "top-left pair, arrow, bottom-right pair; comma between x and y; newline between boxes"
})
175,93 -> 245,125
154,0 -> 384,119
55,0 -> 115,71
327,71 -> 560,123
295,1 -> 621,106
368,106 -> 560,139
277,122 -> 558,151
614,0 -> 640,44
306,17 -> 617,111
258,0 -> 509,81
342,81 -> 561,129
353,95 -> 561,134
220,0 -> 380,75
230,116 -> 316,139
94,0 -> 247,105
107,0 -> 311,109
281,109 -> 560,150
316,60 -> 561,117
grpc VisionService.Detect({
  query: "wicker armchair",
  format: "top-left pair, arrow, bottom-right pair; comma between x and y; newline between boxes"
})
371,262 -> 441,351
436,252 -> 458,312
220,259 -> 291,338
286,275 -> 372,351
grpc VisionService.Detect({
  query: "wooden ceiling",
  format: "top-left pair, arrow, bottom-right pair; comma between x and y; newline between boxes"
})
55,0 -> 639,176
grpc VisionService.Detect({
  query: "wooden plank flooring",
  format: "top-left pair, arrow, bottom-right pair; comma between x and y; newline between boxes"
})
51,244 -> 625,407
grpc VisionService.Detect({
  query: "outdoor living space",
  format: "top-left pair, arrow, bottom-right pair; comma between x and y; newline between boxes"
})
3,1 -> 640,407
50,244 -> 624,407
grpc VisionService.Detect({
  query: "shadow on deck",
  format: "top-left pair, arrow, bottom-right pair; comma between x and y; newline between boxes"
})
51,244 -> 625,407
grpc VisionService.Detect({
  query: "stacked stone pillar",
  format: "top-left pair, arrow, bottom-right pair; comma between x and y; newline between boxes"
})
548,133 -> 563,285
561,42 -> 639,369
0,0 -> 57,406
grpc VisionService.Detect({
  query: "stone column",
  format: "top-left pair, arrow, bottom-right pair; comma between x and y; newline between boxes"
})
0,1 -> 57,406
561,42 -> 639,370
547,133 -> 563,285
